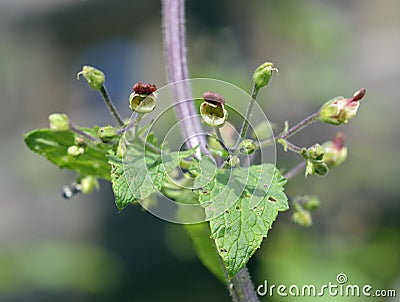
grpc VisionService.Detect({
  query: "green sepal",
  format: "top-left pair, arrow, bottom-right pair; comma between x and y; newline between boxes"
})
77,65 -> 105,91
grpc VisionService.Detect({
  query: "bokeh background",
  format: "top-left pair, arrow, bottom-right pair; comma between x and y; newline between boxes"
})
1,0 -> 399,301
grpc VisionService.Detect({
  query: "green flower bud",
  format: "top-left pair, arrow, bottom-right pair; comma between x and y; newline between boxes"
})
227,155 -> 240,167
291,207 -> 313,227
253,62 -> 278,89
302,195 -> 320,211
68,145 -> 85,157
305,159 -> 329,176
74,136 -> 86,147
80,176 -> 99,194
77,66 -> 105,90
302,144 -> 329,176
239,139 -> 256,155
49,113 -> 70,131
200,92 -> 228,128
322,132 -> 348,167
116,138 -> 126,158
319,88 -> 366,125
303,144 -> 325,161
98,126 -> 118,143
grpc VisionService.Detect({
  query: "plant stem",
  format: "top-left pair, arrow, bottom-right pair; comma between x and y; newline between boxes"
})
258,111 -> 320,148
235,85 -> 260,148
139,137 -> 161,154
134,114 -> 144,138
215,128 -> 230,154
99,86 -> 125,126
284,140 -> 303,154
230,267 -> 260,302
284,161 -> 306,180
162,1 -> 259,301
278,111 -> 319,140
162,0 -> 207,158
69,122 -> 100,142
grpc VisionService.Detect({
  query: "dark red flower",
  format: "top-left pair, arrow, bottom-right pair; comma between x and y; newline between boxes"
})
203,91 -> 226,105
133,82 -> 157,95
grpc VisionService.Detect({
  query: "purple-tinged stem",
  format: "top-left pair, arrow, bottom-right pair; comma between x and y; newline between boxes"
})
162,1 -> 259,301
162,0 -> 207,158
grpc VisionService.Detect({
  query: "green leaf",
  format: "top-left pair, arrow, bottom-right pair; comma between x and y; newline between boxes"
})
24,128 -> 113,180
196,162 -> 288,277
174,189 -> 226,284
185,222 -> 226,284
109,136 -> 197,211
109,158 -> 137,211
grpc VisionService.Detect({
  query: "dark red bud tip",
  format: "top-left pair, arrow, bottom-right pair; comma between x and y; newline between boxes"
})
351,88 -> 366,102
133,82 -> 157,95
203,91 -> 226,105
333,132 -> 345,149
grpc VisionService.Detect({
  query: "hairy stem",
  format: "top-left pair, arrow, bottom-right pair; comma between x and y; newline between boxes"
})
230,267 -> 260,302
162,0 -> 207,158
284,161 -> 306,179
99,86 -> 125,126
278,112 -> 319,140
235,85 -> 260,148
162,1 -> 259,301
69,122 -> 100,142
283,140 -> 303,154
260,111 -> 320,148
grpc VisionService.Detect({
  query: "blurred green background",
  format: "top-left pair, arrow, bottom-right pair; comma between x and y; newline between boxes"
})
1,0 -> 399,301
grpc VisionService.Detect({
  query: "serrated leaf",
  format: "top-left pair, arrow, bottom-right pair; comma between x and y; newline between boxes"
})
110,159 -> 137,211
197,163 -> 288,277
109,136 -> 198,211
24,128 -> 113,180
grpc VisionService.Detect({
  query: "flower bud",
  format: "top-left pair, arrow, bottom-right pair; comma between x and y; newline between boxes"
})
129,83 -> 157,114
319,88 -> 366,125
239,139 -> 256,155
302,143 -> 328,176
200,91 -> 228,128
77,66 -> 105,90
116,138 -> 126,158
322,132 -> 348,167
49,113 -> 70,131
302,195 -> 320,211
291,208 -> 312,227
74,136 -> 86,147
303,144 -> 325,161
253,62 -> 278,89
305,159 -> 329,176
80,175 -> 99,194
98,126 -> 118,143
227,155 -> 240,167
68,145 -> 85,157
